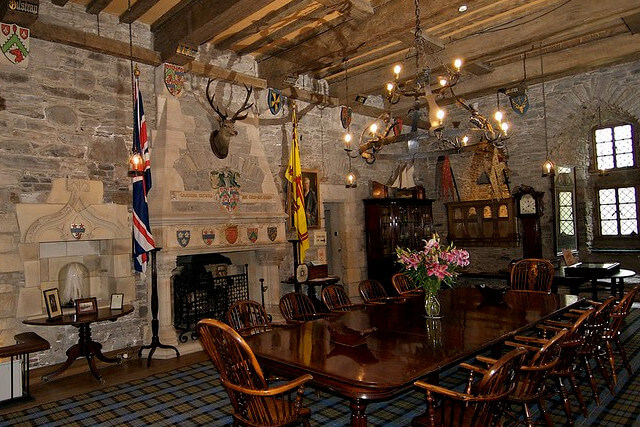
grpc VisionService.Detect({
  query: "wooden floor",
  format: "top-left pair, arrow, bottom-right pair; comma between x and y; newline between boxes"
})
0,350 -> 209,416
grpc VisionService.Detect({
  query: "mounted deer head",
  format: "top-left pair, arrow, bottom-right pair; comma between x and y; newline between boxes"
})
206,79 -> 253,159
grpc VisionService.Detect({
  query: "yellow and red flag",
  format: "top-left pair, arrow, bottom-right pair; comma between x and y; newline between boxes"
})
285,103 -> 310,262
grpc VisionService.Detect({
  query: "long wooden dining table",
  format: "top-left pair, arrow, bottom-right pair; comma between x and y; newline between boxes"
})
245,287 -> 582,426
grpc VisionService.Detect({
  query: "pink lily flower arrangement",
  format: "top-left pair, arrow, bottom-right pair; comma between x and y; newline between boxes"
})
396,233 -> 470,295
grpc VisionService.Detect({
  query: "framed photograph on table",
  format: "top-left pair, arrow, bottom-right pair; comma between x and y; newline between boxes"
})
43,288 -> 63,320
75,297 -> 98,315
110,293 -> 124,310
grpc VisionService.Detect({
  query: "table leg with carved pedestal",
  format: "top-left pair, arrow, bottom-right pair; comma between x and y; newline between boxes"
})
42,323 -> 120,384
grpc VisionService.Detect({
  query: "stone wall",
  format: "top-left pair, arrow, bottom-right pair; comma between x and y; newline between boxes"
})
1,0 -> 639,368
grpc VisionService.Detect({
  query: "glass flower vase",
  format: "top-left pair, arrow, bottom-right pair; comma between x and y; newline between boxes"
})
424,290 -> 441,318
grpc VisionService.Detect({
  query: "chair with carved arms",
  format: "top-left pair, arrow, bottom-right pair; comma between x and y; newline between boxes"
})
537,308 -> 595,422
226,300 -> 272,338
358,279 -> 390,304
482,329 -> 568,427
412,347 -> 528,427
279,292 -> 329,324
603,286 -> 640,383
510,259 -> 554,293
321,284 -> 360,312
391,273 -> 422,296
196,319 -> 313,427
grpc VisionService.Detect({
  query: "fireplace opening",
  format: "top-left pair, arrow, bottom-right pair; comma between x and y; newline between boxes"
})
172,253 -> 249,342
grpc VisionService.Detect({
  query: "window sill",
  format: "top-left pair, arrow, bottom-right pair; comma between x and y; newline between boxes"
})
591,248 -> 640,253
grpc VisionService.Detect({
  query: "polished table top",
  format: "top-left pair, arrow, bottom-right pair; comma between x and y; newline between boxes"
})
24,305 -> 134,326
246,288 -> 581,401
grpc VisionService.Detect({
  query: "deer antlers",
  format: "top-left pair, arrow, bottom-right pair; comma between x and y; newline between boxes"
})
205,79 -> 253,122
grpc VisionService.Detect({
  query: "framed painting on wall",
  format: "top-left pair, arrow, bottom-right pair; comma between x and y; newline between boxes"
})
287,170 -> 320,229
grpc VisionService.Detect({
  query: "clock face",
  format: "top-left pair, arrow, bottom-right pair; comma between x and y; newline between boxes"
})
296,264 -> 309,282
519,193 -> 537,215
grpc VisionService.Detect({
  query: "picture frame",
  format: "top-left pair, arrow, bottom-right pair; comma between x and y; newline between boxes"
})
75,297 -> 98,315
110,293 -> 124,310
288,170 -> 320,229
43,288 -> 63,320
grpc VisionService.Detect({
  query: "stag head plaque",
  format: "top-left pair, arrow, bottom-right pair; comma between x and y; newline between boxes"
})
206,79 -> 253,159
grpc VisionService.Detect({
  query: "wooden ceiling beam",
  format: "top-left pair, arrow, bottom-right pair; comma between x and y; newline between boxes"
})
51,0 -> 70,6
120,0 -> 161,24
328,0 -> 640,100
152,0 -> 275,64
214,0 -> 315,51
315,0 -> 374,20
85,0 -> 112,15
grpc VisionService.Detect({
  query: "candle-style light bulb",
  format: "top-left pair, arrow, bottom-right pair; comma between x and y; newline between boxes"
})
494,111 -> 503,122
462,135 -> 469,145
393,64 -> 402,77
453,58 -> 463,71
436,109 -> 445,121
370,123 -> 378,134
500,122 -> 509,132
439,78 -> 448,87
386,82 -> 394,92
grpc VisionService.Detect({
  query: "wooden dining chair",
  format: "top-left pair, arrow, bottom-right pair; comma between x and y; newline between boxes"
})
321,284 -> 359,312
603,286 -> 640,383
197,318 -> 313,427
226,300 -> 272,337
510,259 -> 554,293
538,308 -> 595,421
279,292 -> 327,324
358,279 -> 388,303
413,347 -> 527,427
391,273 -> 421,295
490,329 -> 568,427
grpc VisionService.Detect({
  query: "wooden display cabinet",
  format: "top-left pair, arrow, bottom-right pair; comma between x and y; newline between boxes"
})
364,198 -> 434,292
445,198 -> 518,247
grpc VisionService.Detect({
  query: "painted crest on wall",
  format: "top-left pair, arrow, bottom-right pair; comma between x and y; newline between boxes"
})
201,228 -> 215,246
163,63 -> 184,97
212,170 -> 241,212
247,227 -> 258,243
70,223 -> 85,240
1,23 -> 30,67
509,95 -> 529,115
225,226 -> 238,244
176,230 -> 190,247
340,106 -> 352,129
267,226 -> 278,242
267,88 -> 282,115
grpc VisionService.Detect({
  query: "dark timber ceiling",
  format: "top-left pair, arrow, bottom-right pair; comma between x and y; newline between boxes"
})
56,0 -> 640,112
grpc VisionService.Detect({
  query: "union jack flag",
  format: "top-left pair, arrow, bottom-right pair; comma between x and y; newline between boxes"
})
132,70 -> 155,273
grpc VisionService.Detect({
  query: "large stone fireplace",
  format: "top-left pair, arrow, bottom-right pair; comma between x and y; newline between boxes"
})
142,69 -> 288,357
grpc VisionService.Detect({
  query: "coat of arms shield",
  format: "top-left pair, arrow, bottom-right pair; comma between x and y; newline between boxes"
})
267,226 -> 278,242
70,223 -> 85,240
202,228 -> 215,246
213,170 -> 241,212
267,88 -> 282,115
225,226 -> 238,244
247,227 -> 258,243
340,106 -> 352,129
163,63 -> 184,97
1,23 -> 30,67
177,230 -> 190,247
509,94 -> 529,115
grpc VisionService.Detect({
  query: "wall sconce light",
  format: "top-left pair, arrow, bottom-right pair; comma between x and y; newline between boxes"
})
128,151 -> 144,176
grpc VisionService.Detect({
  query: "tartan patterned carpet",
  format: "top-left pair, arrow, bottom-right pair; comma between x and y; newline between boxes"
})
2,309 -> 639,426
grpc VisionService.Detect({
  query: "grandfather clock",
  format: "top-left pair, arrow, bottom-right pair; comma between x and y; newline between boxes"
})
513,185 -> 544,259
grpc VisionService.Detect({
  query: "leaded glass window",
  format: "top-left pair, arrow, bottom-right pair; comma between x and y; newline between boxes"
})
598,187 -> 638,236
595,124 -> 634,170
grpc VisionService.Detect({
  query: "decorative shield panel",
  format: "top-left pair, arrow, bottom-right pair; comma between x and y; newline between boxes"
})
70,223 -> 85,240
267,226 -> 278,242
201,228 -> 215,246
247,227 -> 258,243
176,230 -> 190,247
267,88 -> 282,115
163,63 -> 184,97
392,117 -> 403,136
1,23 -> 30,67
509,94 -> 529,115
225,226 -> 238,244
340,106 -> 352,129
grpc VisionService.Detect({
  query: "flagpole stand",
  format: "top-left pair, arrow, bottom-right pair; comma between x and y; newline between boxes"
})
288,239 -> 301,293
138,248 -> 180,366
